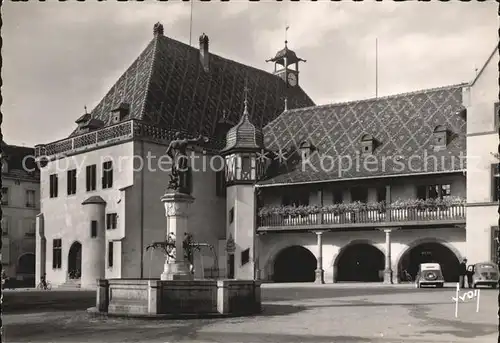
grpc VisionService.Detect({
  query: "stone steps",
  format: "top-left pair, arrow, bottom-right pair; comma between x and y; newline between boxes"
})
58,279 -> 81,289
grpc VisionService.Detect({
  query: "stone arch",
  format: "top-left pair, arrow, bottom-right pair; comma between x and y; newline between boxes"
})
273,245 -> 317,282
17,253 -> 35,275
334,240 -> 385,282
262,241 -> 315,282
396,237 -> 462,282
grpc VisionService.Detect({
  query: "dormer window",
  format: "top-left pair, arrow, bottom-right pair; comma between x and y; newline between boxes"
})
433,125 -> 448,151
299,141 -> 314,160
360,134 -> 375,155
110,103 -> 130,124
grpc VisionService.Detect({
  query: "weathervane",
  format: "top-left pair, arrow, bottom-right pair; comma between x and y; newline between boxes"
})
243,79 -> 250,113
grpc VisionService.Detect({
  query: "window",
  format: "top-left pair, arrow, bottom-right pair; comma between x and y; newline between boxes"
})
332,190 -> 343,204
24,219 -> 36,237
433,125 -> 448,150
49,174 -> 58,198
215,170 -> 226,197
241,248 -> 250,266
282,189 -> 309,206
1,217 -> 9,236
108,241 -> 114,268
229,207 -> 234,225
227,254 -> 235,279
25,189 -> 36,208
102,161 -> 113,189
492,227 -> 499,264
492,164 -> 499,202
106,213 -> 117,230
351,187 -> 368,203
416,184 -> 451,200
67,169 -> 77,195
52,239 -> 62,269
86,165 -> 97,192
1,187 -> 8,205
376,186 -> 387,203
90,220 -> 98,238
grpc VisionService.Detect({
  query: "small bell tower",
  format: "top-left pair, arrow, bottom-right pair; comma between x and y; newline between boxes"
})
220,85 -> 266,280
266,40 -> 306,88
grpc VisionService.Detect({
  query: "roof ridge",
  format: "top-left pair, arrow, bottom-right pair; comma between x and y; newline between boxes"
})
281,82 -> 468,114
139,35 -> 161,119
160,35 -> 314,102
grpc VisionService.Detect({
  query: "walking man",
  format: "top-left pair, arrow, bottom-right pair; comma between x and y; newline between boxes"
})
459,258 -> 467,288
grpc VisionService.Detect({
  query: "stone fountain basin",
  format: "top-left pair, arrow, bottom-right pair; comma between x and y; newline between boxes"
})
88,278 -> 261,318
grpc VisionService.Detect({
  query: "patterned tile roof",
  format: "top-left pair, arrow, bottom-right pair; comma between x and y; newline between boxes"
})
70,27 -> 314,140
259,84 -> 467,185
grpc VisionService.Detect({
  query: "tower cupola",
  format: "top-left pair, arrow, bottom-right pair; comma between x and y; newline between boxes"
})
220,86 -> 265,185
266,39 -> 306,88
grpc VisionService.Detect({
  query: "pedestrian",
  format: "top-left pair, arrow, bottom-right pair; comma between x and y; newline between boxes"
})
466,264 -> 474,288
459,258 -> 467,288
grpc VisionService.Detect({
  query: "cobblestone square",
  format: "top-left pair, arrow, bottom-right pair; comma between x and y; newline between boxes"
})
3,284 -> 497,342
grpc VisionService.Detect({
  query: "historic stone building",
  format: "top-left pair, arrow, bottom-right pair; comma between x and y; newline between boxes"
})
1,141 -> 40,286
464,43 -> 499,264
34,23 -> 313,288
34,23 -> 491,288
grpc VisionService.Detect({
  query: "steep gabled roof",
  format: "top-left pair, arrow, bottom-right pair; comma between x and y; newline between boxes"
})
72,26 -> 314,139
1,141 -> 39,181
259,84 -> 467,186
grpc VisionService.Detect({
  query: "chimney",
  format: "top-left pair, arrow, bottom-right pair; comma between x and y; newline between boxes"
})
199,33 -> 209,72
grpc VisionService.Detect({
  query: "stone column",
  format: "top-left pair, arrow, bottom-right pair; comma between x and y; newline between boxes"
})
383,229 -> 393,284
160,191 -> 195,280
315,231 -> 325,284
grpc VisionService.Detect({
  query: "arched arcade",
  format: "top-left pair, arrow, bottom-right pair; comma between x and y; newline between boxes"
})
272,245 -> 317,282
397,239 -> 461,282
334,242 -> 385,282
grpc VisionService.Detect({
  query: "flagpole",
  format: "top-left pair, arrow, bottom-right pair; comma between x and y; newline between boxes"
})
189,0 -> 194,46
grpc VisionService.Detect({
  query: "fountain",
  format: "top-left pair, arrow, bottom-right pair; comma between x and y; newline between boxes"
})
88,133 -> 261,318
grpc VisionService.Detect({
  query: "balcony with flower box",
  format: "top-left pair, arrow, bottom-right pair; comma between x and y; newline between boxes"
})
257,197 -> 466,232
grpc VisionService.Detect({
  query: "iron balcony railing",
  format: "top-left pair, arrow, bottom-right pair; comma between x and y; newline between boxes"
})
34,119 -> 225,159
257,203 -> 466,228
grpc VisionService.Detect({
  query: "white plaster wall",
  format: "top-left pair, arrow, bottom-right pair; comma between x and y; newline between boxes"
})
38,142 -> 134,287
226,185 -> 255,280
129,142 -> 226,280
465,46 -> 499,267
466,206 -> 497,263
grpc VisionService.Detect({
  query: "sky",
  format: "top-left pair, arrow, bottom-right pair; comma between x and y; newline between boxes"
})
2,1 -> 498,147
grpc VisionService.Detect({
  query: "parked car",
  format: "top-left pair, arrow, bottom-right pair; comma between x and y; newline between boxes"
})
415,263 -> 444,288
469,262 -> 499,289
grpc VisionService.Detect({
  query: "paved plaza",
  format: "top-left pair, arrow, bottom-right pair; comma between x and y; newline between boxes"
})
3,284 -> 497,343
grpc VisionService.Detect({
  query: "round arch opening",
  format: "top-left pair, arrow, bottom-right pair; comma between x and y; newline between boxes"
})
17,253 -> 35,275
398,242 -> 460,282
68,241 -> 82,279
336,243 -> 385,282
273,246 -> 317,283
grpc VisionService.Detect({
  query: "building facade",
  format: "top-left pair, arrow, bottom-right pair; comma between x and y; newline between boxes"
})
1,141 -> 40,286
35,23 -> 313,288
465,44 -> 499,264
34,23 -> 494,288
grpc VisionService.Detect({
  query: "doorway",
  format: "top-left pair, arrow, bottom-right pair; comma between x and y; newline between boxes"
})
68,241 -> 82,279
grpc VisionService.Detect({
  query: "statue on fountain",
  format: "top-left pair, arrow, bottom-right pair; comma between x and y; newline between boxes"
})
165,132 -> 209,195
146,232 -> 176,262
146,232 -> 218,277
